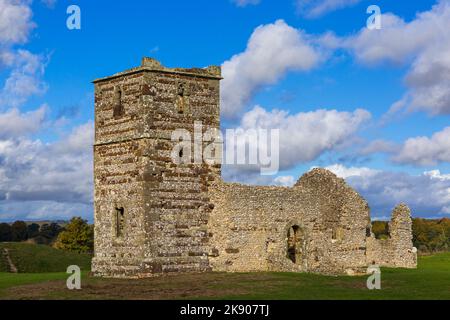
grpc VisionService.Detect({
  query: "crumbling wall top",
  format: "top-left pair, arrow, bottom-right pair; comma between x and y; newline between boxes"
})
92,57 -> 222,83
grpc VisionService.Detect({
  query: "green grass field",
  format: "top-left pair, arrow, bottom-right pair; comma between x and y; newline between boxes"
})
0,242 -> 91,273
0,248 -> 448,300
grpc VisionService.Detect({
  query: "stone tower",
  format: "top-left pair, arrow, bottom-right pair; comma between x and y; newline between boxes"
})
92,57 -> 222,277
92,57 -> 416,278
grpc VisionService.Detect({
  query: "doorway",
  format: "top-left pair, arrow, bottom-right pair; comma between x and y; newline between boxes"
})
287,225 -> 304,265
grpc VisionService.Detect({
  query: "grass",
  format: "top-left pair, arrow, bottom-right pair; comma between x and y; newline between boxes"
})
0,251 -> 448,300
0,242 -> 91,273
0,251 -> 8,273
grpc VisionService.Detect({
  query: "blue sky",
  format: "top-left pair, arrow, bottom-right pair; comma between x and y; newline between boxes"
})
1,0 -> 450,221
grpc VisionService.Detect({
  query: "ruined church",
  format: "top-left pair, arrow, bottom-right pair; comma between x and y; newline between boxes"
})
92,58 -> 417,277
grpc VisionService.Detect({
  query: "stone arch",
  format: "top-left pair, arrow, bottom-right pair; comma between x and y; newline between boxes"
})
284,221 -> 307,269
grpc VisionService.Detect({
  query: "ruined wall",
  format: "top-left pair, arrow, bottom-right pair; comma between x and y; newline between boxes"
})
92,58 -> 417,278
208,169 -> 371,275
366,204 -> 417,268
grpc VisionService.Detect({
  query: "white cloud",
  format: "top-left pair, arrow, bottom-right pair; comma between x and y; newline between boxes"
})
0,0 -> 35,44
324,163 -> 379,179
0,49 -> 48,108
238,105 -> 370,169
341,1 -> 450,116
393,126 -> 450,166
273,175 -> 295,186
221,20 -> 322,118
296,0 -> 361,18
424,170 -> 450,181
359,139 -> 397,156
325,164 -> 450,218
0,120 -> 94,221
232,0 -> 260,7
0,105 -> 47,139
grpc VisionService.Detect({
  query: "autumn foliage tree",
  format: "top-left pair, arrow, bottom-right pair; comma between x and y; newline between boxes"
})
54,217 -> 94,253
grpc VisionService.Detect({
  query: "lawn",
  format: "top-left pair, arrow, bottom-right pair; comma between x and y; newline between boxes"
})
0,252 -> 449,300
0,242 -> 91,273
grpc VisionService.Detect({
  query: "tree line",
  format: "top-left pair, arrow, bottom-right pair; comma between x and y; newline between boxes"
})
372,218 -> 450,253
0,221 -> 62,244
0,217 -> 94,254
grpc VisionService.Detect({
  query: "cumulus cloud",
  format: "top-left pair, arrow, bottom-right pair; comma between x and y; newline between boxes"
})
322,163 -> 379,179
341,0 -> 450,116
231,0 -> 260,7
0,0 -> 35,44
0,1 -> 47,109
237,105 -> 370,170
273,175 -> 295,186
0,49 -> 48,108
325,164 -> 450,218
0,120 -> 94,221
0,105 -> 47,139
393,126 -> 450,166
296,0 -> 361,18
0,0 -> 92,221
359,139 -> 398,156
221,20 -> 323,118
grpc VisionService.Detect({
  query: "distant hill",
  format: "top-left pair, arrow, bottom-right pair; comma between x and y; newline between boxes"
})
0,243 -> 91,273
2,220 -> 68,227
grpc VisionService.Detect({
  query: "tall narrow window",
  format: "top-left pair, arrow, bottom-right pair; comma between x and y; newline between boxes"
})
175,82 -> 190,114
366,224 -> 372,237
332,227 -> 343,241
115,207 -> 125,237
176,83 -> 185,114
113,87 -> 124,118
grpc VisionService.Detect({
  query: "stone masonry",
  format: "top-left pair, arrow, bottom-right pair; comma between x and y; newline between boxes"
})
91,58 -> 417,277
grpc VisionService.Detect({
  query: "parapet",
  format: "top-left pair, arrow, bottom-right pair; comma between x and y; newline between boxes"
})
92,57 -> 222,83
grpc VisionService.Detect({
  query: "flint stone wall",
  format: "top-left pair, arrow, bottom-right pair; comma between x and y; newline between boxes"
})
92,58 -> 417,278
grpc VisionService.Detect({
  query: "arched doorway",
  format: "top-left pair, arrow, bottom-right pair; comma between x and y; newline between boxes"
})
287,225 -> 304,265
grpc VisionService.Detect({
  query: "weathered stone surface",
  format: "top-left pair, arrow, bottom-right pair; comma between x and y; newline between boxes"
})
92,58 -> 416,278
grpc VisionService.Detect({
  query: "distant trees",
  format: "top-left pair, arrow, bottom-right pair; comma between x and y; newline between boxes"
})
39,223 -> 63,241
0,221 -> 64,244
11,221 -> 28,242
371,221 -> 389,240
54,217 -> 94,253
0,223 -> 12,241
372,218 -> 450,253
413,218 -> 450,253
27,223 -> 40,238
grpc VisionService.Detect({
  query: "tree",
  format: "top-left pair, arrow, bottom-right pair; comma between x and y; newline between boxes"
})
40,223 -> 62,240
54,217 -> 94,253
0,223 -> 12,242
27,223 -> 40,238
412,218 -> 449,252
11,221 -> 28,242
372,221 -> 389,239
